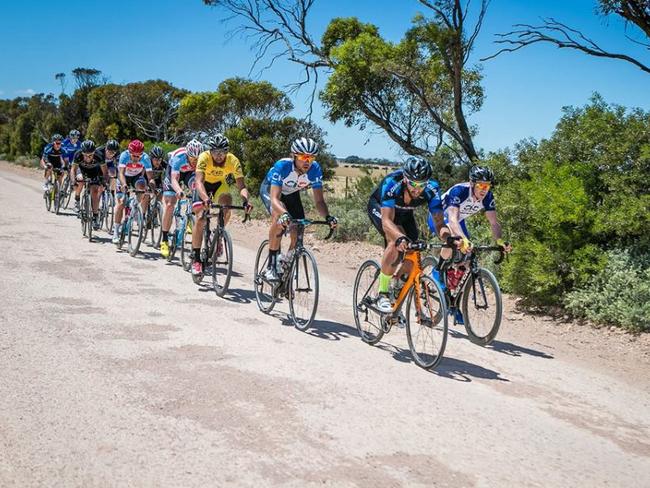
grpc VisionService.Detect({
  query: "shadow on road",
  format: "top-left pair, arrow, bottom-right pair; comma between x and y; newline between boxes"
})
448,329 -> 554,359
305,318 -> 358,341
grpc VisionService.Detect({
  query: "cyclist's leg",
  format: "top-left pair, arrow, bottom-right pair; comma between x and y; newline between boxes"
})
215,182 -> 233,225
282,191 -> 304,251
394,210 -> 419,277
113,175 -> 135,239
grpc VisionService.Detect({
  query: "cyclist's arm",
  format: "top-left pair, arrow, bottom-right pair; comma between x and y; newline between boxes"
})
71,162 -> 80,179
429,210 -> 451,240
100,163 -> 108,182
171,172 -> 183,196
145,169 -> 155,189
380,206 -> 405,242
485,210 -> 503,241
235,177 -> 250,203
312,188 -> 329,218
269,185 -> 287,215
446,206 -> 465,237
118,166 -> 127,190
194,171 -> 209,202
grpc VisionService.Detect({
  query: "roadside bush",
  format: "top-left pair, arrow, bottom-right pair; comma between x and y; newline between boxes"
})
565,249 -> 650,332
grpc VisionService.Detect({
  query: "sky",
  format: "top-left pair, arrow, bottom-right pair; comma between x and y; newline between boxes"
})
1,0 -> 649,159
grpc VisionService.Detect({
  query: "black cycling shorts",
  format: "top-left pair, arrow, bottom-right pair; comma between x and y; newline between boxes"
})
367,198 -> 419,248
259,182 -> 305,220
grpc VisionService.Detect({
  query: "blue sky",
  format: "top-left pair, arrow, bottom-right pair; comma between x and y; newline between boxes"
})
1,0 -> 649,159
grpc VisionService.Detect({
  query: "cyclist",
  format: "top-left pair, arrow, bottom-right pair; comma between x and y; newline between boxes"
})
426,165 -> 512,323
96,139 -> 120,192
259,137 -> 337,282
160,139 -> 203,259
63,130 -> 81,194
112,139 -> 155,244
190,134 -> 253,275
70,140 -> 109,230
367,156 -> 453,313
40,133 -> 67,191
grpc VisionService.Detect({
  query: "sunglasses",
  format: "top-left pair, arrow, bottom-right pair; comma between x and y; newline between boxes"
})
474,182 -> 491,191
53,141 -> 62,145
129,152 -> 143,158
406,178 -> 427,189
295,154 -> 316,163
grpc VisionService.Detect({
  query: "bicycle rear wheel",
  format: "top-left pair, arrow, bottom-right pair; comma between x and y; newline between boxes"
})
149,201 -> 163,249
253,240 -> 278,314
352,260 -> 384,345
288,249 -> 319,331
80,190 -> 88,237
211,228 -> 233,297
85,193 -> 93,242
104,192 -> 115,233
127,206 -> 144,257
461,268 -> 502,346
180,215 -> 195,272
406,275 -> 448,370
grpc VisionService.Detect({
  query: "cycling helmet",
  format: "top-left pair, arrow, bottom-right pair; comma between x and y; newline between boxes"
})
150,145 -> 164,159
186,139 -> 203,158
403,156 -> 432,182
105,139 -> 120,151
128,139 -> 145,154
51,133 -> 64,142
69,129 -> 81,138
291,137 -> 319,155
205,134 -> 229,151
80,140 -> 96,154
469,165 -> 494,183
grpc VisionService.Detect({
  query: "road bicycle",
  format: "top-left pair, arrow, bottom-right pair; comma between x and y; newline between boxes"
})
117,189 -> 146,257
143,189 -> 163,249
353,241 -> 450,370
165,195 -> 192,265
78,177 -> 102,242
99,179 -> 115,233
254,219 -> 334,331
42,166 -> 65,214
61,172 -> 73,210
190,203 -> 249,297
423,245 -> 505,346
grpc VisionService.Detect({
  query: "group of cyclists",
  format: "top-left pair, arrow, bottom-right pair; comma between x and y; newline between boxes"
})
40,129 -> 510,325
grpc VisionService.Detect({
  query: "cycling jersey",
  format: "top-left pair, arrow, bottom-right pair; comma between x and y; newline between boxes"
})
150,159 -> 168,182
95,146 -> 118,166
62,138 -> 81,164
169,148 -> 196,175
370,170 -> 443,214
426,182 -> 496,237
196,151 -> 244,185
264,158 -> 323,195
118,150 -> 152,177
72,150 -> 106,171
41,143 -> 66,168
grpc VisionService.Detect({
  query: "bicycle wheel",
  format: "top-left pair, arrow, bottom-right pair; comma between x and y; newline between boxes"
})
461,268 -> 502,346
127,206 -> 144,257
105,192 -> 115,233
86,193 -> 94,242
288,249 -> 319,331
211,228 -> 233,297
149,201 -> 163,249
80,190 -> 88,237
406,275 -> 448,370
180,215 -> 195,272
44,183 -> 52,212
53,180 -> 62,214
63,175 -> 73,209
352,260 -> 384,345
253,239 -> 278,314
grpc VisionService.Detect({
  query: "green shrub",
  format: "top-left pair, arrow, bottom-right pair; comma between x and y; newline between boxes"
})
565,249 -> 650,332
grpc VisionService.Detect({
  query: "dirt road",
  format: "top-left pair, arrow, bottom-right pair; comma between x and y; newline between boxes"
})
1,164 -> 649,487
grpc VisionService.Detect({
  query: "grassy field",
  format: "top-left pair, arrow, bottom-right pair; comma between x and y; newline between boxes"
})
328,164 -> 394,197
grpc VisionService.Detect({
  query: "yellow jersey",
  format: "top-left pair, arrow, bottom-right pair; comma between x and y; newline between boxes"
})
196,151 -> 244,185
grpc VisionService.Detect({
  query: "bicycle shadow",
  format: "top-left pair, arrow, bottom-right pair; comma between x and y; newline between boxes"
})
375,342 -> 509,383
448,329 -> 554,359
305,318 -> 358,341
196,283 -> 255,304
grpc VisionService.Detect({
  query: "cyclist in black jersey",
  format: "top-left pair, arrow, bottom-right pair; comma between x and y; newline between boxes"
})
71,140 -> 108,228
40,134 -> 67,191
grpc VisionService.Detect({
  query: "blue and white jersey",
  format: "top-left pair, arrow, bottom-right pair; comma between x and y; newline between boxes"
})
118,150 -> 152,177
370,170 -> 443,214
442,182 -> 496,221
265,158 -> 323,195
62,137 -> 81,164
41,143 -> 66,166
168,147 -> 195,174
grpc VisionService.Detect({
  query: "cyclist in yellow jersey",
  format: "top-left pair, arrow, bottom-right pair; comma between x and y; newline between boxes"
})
191,134 -> 252,275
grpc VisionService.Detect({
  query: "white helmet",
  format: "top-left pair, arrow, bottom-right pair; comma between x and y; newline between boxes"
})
185,139 -> 203,158
291,137 -> 319,156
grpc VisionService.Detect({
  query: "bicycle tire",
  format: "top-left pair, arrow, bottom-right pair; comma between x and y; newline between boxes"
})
53,180 -> 62,215
180,215 -> 195,272
405,275 -> 448,370
253,240 -> 278,314
80,189 -> 88,237
127,206 -> 144,257
288,249 -> 319,331
211,228 -> 233,297
352,260 -> 384,345
461,268 -> 502,346
63,175 -> 73,209
149,201 -> 163,249
104,192 -> 115,233
86,192 -> 93,242
44,183 -> 52,212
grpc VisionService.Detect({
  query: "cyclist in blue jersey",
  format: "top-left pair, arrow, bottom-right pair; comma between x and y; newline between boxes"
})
40,133 -> 67,191
111,139 -> 155,244
367,156 -> 455,313
259,137 -> 337,282
426,165 -> 511,323
63,130 -> 81,193
159,139 -> 203,258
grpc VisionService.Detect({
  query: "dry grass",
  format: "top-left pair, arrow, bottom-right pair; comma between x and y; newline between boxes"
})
328,164 -> 394,196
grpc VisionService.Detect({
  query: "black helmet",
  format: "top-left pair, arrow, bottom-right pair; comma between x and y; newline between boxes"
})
205,133 -> 229,151
69,129 -> 81,138
51,133 -> 64,142
80,140 -> 96,154
403,156 -> 432,182
105,139 -> 119,151
291,137 -> 319,155
150,145 -> 164,159
469,165 -> 494,183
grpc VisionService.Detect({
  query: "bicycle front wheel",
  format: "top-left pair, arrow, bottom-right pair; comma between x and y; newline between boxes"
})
180,215 -> 195,272
211,228 -> 234,297
63,175 -> 73,209
104,192 -> 115,233
85,194 -> 93,242
53,180 -> 62,214
461,268 -> 502,346
44,185 -> 52,212
406,275 -> 448,370
127,207 -> 144,257
149,201 -> 163,249
352,260 -> 384,345
253,240 -> 277,314
288,249 -> 319,331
